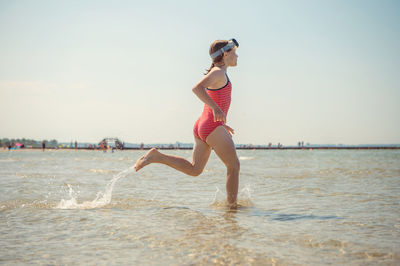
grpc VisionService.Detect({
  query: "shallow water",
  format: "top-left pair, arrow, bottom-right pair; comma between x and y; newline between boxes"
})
1,149 -> 399,265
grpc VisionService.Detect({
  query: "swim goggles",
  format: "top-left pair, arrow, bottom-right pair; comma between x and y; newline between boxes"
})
210,38 -> 239,59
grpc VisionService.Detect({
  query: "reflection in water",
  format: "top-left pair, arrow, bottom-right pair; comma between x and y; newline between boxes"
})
151,204 -> 280,265
248,208 -> 339,221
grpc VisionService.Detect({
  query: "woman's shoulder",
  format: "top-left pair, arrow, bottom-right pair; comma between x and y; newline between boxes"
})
204,67 -> 228,89
208,67 -> 226,79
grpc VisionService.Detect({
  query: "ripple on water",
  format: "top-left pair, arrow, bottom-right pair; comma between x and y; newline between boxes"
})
88,169 -> 114,174
15,172 -> 52,178
0,199 -> 55,211
1,149 -> 399,265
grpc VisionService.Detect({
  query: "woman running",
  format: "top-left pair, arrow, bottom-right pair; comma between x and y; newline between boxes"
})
134,39 -> 240,207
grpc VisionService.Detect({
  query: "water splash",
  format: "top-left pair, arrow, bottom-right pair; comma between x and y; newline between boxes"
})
56,167 -> 133,209
238,184 -> 253,206
210,184 -> 254,208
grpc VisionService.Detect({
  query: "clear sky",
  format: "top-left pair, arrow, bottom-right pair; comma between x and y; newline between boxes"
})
1,0 -> 399,145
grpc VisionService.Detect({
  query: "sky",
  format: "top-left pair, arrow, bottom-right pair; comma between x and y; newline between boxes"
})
1,0 -> 399,145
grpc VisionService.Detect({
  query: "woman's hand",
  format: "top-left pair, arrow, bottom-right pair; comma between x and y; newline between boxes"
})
212,107 -> 226,123
223,124 -> 235,135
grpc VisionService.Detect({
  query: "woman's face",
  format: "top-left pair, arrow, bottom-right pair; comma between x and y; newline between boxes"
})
224,47 -> 238,67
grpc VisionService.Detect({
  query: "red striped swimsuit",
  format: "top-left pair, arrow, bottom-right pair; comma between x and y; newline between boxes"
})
193,74 -> 232,142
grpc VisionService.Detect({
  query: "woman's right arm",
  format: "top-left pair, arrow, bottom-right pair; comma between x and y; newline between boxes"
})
192,69 -> 227,123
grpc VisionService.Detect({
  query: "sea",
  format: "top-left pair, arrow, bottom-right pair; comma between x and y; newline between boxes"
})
1,149 -> 399,265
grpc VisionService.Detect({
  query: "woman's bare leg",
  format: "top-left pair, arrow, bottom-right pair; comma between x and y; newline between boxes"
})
134,137 -> 211,176
206,126 -> 240,206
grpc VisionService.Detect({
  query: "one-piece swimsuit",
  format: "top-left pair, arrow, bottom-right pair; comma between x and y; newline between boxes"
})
193,73 -> 232,142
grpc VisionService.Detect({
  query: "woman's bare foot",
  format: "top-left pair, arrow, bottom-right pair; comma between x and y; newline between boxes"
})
134,148 -> 161,171
228,201 -> 238,210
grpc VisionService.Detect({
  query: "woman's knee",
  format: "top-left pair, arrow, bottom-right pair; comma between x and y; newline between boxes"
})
189,166 -> 204,177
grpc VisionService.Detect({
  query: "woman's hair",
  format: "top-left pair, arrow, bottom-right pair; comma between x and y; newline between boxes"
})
205,40 -> 231,75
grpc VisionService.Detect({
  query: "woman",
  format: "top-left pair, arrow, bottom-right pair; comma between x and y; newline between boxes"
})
134,39 -> 240,207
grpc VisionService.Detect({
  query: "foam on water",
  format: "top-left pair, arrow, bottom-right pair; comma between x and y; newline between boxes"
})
239,156 -> 255,160
56,167 -> 133,209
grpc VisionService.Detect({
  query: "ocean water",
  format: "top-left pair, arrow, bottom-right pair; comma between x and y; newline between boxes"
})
0,149 -> 399,265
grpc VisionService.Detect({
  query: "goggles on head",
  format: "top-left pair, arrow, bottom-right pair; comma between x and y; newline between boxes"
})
210,38 -> 239,59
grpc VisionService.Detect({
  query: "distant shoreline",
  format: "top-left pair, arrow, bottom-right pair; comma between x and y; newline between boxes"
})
3,146 -> 399,151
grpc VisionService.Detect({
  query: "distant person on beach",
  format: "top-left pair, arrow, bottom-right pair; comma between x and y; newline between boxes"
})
134,39 -> 240,207
42,141 -> 45,151
103,141 -> 107,153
